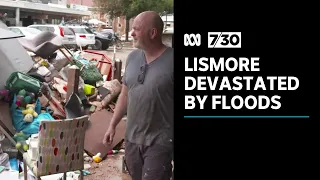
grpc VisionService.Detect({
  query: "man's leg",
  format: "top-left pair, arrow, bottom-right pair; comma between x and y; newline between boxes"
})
142,144 -> 173,180
125,140 -> 144,180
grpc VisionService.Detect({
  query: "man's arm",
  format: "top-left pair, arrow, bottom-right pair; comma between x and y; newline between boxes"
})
109,50 -> 133,129
109,84 -> 128,129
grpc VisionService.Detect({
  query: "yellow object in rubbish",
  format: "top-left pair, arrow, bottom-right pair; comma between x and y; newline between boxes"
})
40,60 -> 49,67
84,84 -> 95,95
93,153 -> 102,163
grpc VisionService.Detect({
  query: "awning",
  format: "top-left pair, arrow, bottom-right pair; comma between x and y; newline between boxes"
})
88,19 -> 107,25
0,0 -> 91,16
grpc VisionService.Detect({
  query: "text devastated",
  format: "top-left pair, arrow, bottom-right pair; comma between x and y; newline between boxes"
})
184,57 -> 300,110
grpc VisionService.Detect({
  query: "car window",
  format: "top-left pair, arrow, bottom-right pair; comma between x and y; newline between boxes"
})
28,26 -> 39,30
62,27 -> 74,35
32,26 -> 55,33
85,28 -> 94,34
9,28 -> 24,35
47,27 -> 55,33
23,27 -> 41,34
35,26 -> 46,31
71,27 -> 93,34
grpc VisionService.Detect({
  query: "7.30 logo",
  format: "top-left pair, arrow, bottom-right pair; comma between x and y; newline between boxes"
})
208,32 -> 241,48
184,32 -> 241,48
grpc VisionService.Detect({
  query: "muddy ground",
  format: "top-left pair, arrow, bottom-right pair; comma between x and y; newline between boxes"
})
84,154 -> 131,180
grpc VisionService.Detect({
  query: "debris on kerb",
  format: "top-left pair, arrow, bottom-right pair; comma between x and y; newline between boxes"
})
0,22 -> 128,179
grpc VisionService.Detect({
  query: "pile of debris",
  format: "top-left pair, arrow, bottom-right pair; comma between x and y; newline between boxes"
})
0,19 -> 127,179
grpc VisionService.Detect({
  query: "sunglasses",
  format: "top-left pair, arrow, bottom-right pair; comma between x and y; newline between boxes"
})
137,64 -> 149,84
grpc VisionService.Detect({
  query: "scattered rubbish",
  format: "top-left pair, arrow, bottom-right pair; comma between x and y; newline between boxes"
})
107,150 -> 119,155
0,20 -> 127,178
84,164 -> 91,170
75,169 -> 91,176
93,152 -> 102,163
0,152 -> 9,168
119,149 -> 125,153
0,165 -> 5,173
84,157 -> 93,162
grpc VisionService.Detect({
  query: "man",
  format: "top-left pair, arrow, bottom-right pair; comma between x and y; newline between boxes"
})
103,11 -> 173,180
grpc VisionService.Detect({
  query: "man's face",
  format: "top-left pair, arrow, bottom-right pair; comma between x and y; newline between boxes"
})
131,17 -> 151,49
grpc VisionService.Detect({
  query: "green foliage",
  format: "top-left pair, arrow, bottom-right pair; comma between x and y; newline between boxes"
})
93,0 -> 173,41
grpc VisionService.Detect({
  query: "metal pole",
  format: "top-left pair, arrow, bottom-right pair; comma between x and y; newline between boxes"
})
112,45 -> 116,80
15,7 -> 20,26
165,11 -> 167,29
118,16 -> 120,36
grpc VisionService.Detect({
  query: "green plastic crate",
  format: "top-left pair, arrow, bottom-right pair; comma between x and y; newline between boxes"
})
5,72 -> 41,94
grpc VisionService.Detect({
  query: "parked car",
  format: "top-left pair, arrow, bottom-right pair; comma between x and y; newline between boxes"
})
98,28 -> 124,50
64,22 -> 112,50
89,28 -> 113,50
101,27 -> 115,35
27,24 -> 77,48
7,26 -> 42,40
67,26 -> 95,49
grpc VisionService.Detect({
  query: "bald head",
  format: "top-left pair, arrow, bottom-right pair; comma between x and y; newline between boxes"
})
135,11 -> 164,37
131,11 -> 165,49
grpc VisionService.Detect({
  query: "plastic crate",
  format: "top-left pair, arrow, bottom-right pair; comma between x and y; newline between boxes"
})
5,72 -> 41,94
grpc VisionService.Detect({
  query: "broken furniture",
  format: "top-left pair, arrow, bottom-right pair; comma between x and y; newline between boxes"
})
22,115 -> 89,180
0,21 -> 34,90
18,30 -> 79,85
0,22 -> 36,151
18,31 -> 63,60
1,18 -> 129,177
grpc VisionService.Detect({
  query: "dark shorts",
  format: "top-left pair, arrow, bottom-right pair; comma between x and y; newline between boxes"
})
124,140 -> 173,180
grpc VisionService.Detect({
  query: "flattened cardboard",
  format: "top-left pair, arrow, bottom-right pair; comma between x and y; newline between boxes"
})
84,110 -> 126,158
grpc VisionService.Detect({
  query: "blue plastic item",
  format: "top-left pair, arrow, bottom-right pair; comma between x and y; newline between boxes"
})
22,112 -> 54,135
9,158 -> 19,171
10,95 -> 54,135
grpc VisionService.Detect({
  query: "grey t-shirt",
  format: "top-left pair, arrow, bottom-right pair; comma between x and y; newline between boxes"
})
122,47 -> 173,147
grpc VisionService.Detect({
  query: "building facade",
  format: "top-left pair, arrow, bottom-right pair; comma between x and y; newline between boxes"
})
67,0 -> 93,7
0,0 -> 91,26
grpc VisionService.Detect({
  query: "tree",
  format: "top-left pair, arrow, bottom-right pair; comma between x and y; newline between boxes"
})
93,0 -> 173,41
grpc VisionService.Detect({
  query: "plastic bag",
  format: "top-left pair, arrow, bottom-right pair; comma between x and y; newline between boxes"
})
73,59 -> 103,85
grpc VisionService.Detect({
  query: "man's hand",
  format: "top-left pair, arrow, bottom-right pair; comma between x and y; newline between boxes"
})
103,127 -> 116,145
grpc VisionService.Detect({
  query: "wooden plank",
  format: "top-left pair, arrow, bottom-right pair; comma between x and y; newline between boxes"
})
66,65 -> 80,101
